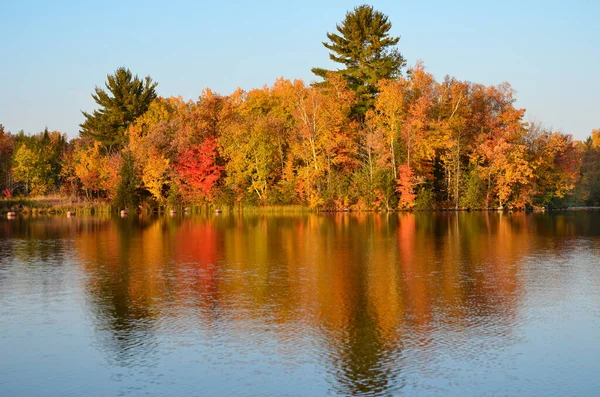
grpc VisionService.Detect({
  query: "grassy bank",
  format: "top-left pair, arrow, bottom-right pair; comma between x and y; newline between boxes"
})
0,196 -> 112,215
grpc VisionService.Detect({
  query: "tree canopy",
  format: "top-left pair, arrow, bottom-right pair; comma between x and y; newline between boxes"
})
0,5 -> 597,211
312,4 -> 406,116
80,67 -> 157,152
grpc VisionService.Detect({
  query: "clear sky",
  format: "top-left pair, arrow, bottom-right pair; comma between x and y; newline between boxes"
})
1,0 -> 598,140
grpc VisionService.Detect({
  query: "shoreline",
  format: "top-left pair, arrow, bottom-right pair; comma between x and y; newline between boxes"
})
1,198 -> 599,216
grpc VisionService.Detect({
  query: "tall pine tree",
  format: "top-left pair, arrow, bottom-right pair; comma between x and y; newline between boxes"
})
312,5 -> 405,117
80,67 -> 157,152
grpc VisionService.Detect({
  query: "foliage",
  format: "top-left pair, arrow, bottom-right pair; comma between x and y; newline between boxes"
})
461,169 -> 486,209
113,151 -> 139,211
11,129 -> 66,196
80,67 -> 157,151
578,131 -> 600,205
2,8 -> 596,212
396,164 -> 416,209
0,125 -> 15,193
175,137 -> 222,204
312,4 -> 406,116
414,186 -> 435,211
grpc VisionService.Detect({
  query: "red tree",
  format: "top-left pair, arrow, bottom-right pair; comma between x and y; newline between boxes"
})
175,137 -> 222,202
396,164 -> 416,209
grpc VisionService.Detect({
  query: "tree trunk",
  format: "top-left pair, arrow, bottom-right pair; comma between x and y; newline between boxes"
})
390,137 -> 397,179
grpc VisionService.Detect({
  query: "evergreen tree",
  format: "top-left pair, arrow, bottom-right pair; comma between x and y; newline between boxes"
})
312,4 -> 405,117
0,125 -> 15,193
39,128 -> 68,190
114,151 -> 140,211
80,67 -> 157,152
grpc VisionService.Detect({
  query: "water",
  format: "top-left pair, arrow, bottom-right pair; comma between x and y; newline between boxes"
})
0,212 -> 599,396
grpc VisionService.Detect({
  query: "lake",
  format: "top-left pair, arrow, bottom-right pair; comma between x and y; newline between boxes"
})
1,212 -> 599,396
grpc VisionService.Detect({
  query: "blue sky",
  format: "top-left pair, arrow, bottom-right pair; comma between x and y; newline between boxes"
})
1,0 -> 598,140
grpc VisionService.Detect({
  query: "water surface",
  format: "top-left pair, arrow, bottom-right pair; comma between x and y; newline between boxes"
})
1,212 -> 599,396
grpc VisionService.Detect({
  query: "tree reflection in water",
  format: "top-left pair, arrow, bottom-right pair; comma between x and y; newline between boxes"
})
2,211 -> 598,395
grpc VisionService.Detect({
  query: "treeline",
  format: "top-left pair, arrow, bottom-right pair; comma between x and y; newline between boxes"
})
1,5 -> 599,211
0,127 -> 67,197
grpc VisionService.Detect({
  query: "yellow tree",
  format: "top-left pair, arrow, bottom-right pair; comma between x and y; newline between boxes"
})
367,77 -> 408,179
592,128 -> 600,149
72,140 -> 109,198
402,62 -> 437,172
141,148 -> 170,203
528,129 -> 580,206
128,97 -> 183,156
127,97 -> 185,204
434,77 -> 472,208
13,144 -> 41,194
379,62 -> 437,208
471,84 -> 530,208
219,86 -> 288,204
281,75 -> 357,208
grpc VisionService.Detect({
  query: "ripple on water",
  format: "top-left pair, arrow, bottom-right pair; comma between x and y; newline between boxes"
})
1,214 -> 600,396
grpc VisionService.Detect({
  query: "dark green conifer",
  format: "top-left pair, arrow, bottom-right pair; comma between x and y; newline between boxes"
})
312,4 -> 406,117
114,151 -> 140,211
80,67 -> 157,152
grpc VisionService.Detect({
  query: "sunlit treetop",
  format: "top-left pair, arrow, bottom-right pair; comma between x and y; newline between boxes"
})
80,67 -> 157,152
312,4 -> 406,117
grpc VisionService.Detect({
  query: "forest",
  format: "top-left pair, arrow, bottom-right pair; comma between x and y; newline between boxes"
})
1,5 -> 599,212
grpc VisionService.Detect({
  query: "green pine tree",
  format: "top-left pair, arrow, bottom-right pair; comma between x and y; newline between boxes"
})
80,67 -> 157,152
312,4 -> 406,117
114,151 -> 140,211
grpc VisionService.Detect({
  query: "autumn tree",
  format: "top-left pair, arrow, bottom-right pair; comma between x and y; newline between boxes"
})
12,144 -> 39,194
367,77 -> 407,179
396,163 -> 416,209
141,149 -> 170,203
353,122 -> 397,209
527,128 -> 579,207
72,140 -> 105,198
66,138 -> 119,199
470,84 -> 530,208
175,137 -> 222,203
5,50 -> 588,210
365,63 -> 438,209
592,128 -> 600,149
80,67 -> 157,151
11,129 -> 67,196
402,62 -> 438,173
434,77 -> 472,208
312,4 -> 405,117
126,97 -> 183,204
279,75 -> 358,208
360,77 -> 408,209
219,87 -> 284,204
